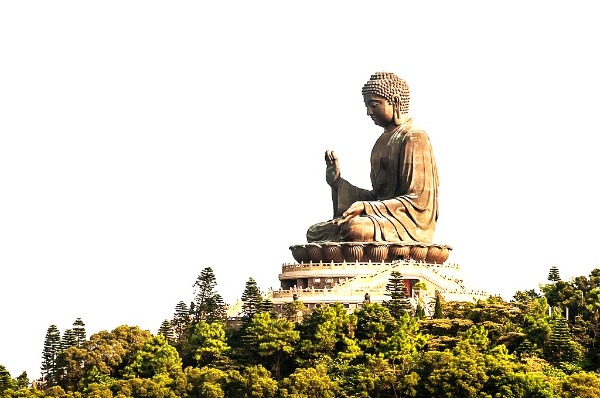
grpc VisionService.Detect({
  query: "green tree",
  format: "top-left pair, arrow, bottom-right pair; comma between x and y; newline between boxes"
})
463,296 -> 525,350
297,303 -> 358,365
62,325 -> 153,382
0,364 -> 16,394
563,372 -> 600,398
419,332 -> 488,397
433,294 -> 444,319
258,298 -> 275,316
204,294 -> 227,323
41,324 -> 61,387
376,313 -> 428,396
521,297 -> 552,354
281,300 -> 308,323
545,315 -> 579,364
354,303 -> 397,354
185,366 -> 226,398
171,301 -> 192,340
241,277 -> 263,321
158,320 -> 175,342
241,365 -> 278,398
513,289 -> 541,303
347,355 -> 395,398
73,318 -> 86,347
61,329 -> 77,350
171,300 -> 195,368
548,266 -> 561,282
243,312 -> 300,380
122,334 -> 183,386
192,267 -> 226,323
224,365 -> 278,398
190,321 -> 230,368
15,371 -> 29,390
279,364 -> 339,398
414,302 -> 425,319
383,271 -> 412,317
112,377 -> 178,398
382,312 -> 428,359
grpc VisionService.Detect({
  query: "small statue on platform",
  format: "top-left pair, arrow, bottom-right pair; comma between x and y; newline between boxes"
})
307,72 -> 439,243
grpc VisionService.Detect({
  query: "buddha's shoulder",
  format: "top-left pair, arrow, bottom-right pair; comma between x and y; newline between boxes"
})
397,127 -> 429,142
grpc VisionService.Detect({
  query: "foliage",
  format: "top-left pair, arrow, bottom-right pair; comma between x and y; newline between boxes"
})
190,321 -> 230,368
23,267 -> 600,398
433,294 -> 443,319
122,334 -> 183,383
193,267 -> 227,323
243,312 -> 299,380
383,271 -> 412,317
224,365 -> 278,398
296,303 -> 357,365
0,365 -> 16,393
281,300 -> 308,323
184,366 -> 227,398
354,303 -> 397,354
158,320 -> 174,342
279,364 -> 339,398
40,325 -> 61,387
548,266 -> 561,282
171,301 -> 192,341
241,277 -> 263,321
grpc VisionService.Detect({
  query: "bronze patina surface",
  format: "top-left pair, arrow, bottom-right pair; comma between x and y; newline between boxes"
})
289,242 -> 452,264
306,72 -> 439,244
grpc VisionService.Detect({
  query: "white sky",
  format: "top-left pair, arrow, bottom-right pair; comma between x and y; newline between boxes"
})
1,1 -> 599,380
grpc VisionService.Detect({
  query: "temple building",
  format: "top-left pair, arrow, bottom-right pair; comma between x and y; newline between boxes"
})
270,242 -> 487,316
226,242 -> 487,318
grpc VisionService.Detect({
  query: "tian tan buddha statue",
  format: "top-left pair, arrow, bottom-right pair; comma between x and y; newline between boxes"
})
306,72 -> 439,244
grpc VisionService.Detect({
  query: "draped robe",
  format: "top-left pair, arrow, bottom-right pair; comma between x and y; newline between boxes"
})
306,119 -> 439,243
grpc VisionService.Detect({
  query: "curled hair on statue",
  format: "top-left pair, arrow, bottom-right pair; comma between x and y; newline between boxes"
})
361,72 -> 410,115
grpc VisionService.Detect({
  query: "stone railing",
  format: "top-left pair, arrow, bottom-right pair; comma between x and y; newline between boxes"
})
281,259 -> 461,274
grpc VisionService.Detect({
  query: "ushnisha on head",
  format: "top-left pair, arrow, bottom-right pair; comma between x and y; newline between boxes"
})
361,72 -> 410,115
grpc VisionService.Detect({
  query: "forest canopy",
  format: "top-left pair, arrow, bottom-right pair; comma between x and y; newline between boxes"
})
2,266 -> 600,398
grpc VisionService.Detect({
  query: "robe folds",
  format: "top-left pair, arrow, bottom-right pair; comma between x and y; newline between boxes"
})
306,119 -> 439,243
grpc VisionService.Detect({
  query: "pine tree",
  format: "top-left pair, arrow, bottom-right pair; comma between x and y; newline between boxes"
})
205,294 -> 227,323
73,318 -> 86,346
15,372 -> 28,389
172,301 -> 192,339
158,320 -> 175,341
415,302 -> 426,319
548,266 -> 561,282
546,315 -> 575,363
41,325 -> 61,387
241,277 -> 263,321
193,267 -> 218,322
433,294 -> 444,319
383,271 -> 412,318
259,298 -> 275,315
61,329 -> 77,350
0,365 -> 15,394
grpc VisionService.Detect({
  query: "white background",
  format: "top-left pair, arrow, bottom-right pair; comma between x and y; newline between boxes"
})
1,1 -> 599,380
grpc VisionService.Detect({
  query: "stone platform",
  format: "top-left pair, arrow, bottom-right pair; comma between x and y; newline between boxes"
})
289,242 -> 452,264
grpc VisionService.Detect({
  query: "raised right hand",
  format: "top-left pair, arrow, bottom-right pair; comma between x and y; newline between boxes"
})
325,150 -> 341,188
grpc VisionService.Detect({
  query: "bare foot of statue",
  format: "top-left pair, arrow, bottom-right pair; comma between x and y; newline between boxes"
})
325,150 -> 340,188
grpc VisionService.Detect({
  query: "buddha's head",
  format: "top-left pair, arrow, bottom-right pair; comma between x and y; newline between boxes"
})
362,72 -> 410,128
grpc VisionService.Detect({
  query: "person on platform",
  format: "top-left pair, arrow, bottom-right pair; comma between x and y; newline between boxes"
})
306,72 -> 439,243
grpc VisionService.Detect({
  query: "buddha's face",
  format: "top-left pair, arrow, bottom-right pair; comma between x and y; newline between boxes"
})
363,93 -> 394,127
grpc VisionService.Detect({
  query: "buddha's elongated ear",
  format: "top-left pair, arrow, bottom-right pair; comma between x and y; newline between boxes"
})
391,94 -> 402,126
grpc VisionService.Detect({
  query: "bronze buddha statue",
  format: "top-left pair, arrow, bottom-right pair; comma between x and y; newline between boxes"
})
307,72 -> 439,244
